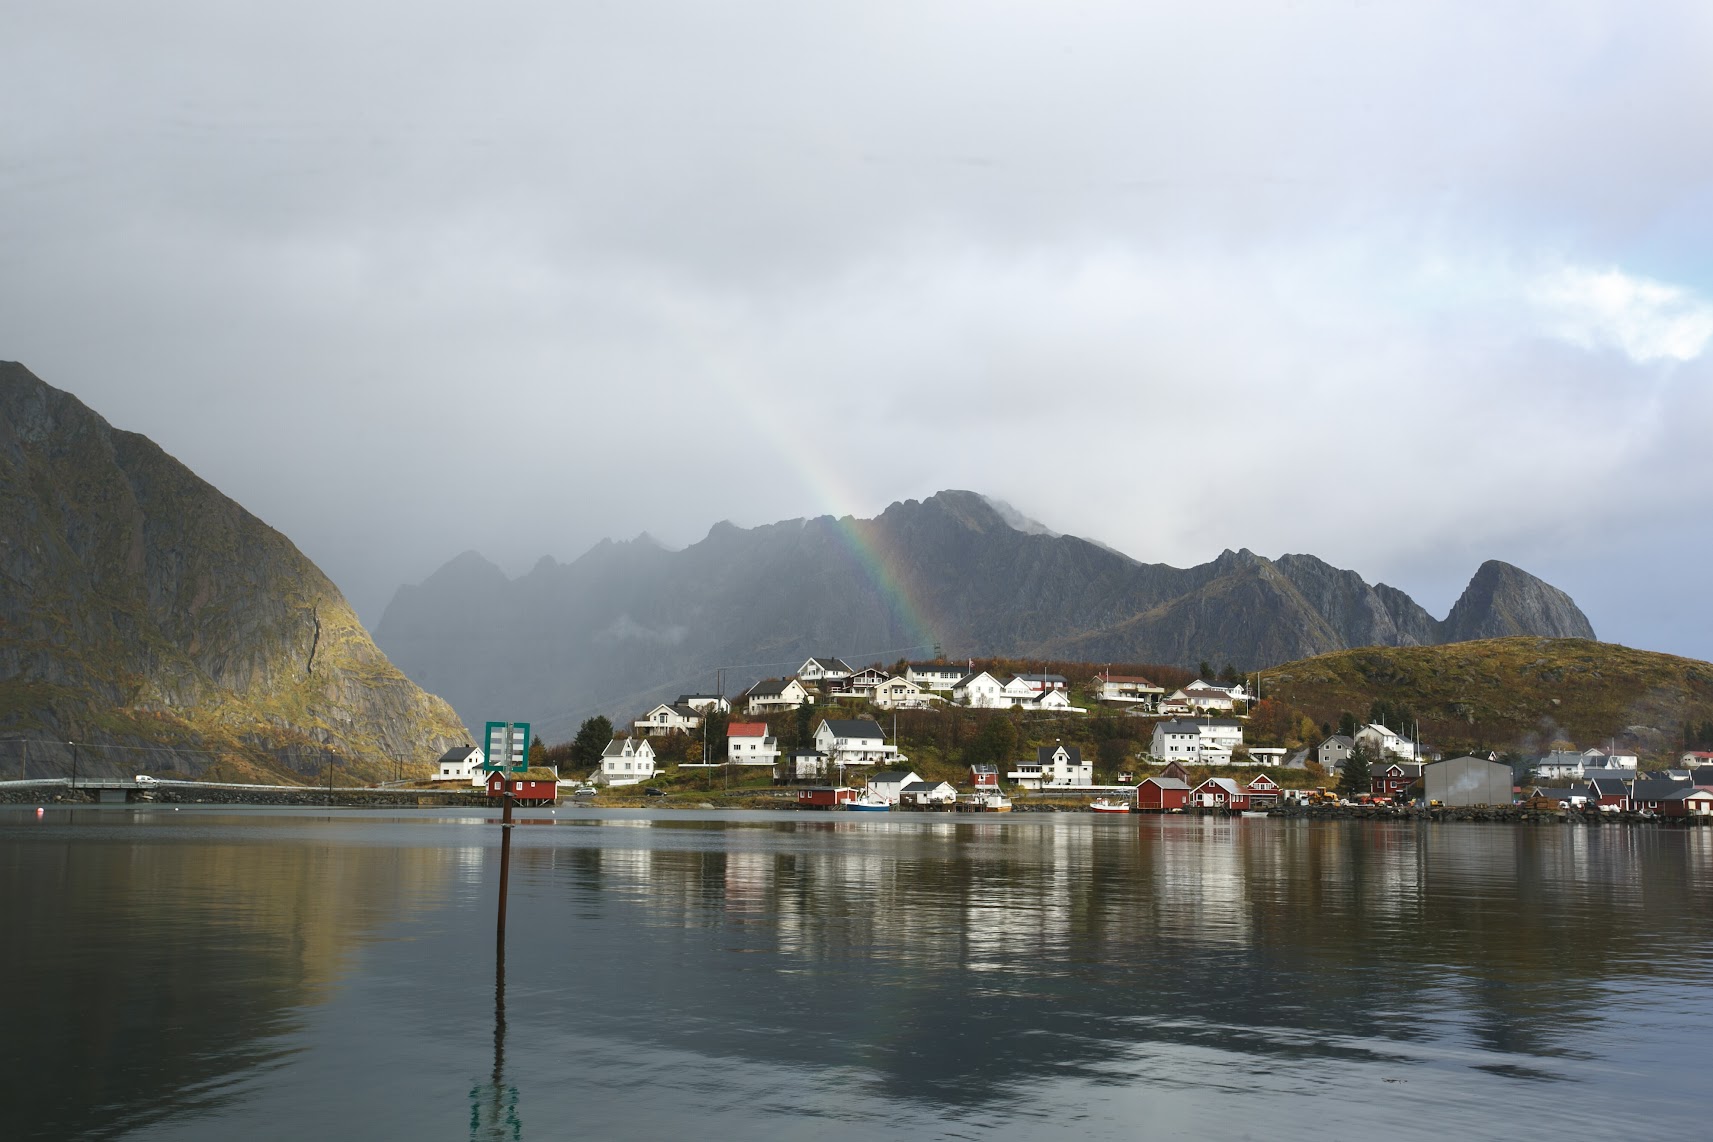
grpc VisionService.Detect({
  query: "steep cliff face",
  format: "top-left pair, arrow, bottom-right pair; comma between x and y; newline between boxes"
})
0,363 -> 469,781
1440,560 -> 1597,643
377,489 -> 1598,739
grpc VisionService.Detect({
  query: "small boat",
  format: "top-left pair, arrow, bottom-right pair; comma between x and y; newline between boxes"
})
845,792 -> 891,811
1089,798 -> 1132,814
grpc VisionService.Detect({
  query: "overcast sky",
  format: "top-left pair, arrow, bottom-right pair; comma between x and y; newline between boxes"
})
4,2 -> 1711,659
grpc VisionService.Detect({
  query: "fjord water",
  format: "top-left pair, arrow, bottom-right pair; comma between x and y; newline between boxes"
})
3,809 -> 1710,1140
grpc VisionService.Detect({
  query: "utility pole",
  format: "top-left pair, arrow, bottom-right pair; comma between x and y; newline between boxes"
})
68,740 -> 77,792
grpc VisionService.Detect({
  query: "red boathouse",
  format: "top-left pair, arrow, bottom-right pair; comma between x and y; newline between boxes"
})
796,786 -> 859,809
487,768 -> 560,806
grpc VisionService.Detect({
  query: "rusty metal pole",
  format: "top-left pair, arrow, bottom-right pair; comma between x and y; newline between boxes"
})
496,776 -> 514,951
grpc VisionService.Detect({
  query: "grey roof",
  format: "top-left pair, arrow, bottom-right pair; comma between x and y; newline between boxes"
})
437,745 -> 478,763
1141,777 -> 1191,789
953,671 -> 993,688
1632,779 -> 1694,802
908,662 -> 963,673
1157,719 -> 1241,734
868,769 -> 917,783
808,657 -> 853,672
1380,762 -> 1424,777
1017,673 -> 1068,683
602,737 -> 645,757
1320,735 -> 1354,748
747,678 -> 796,697
1587,778 -> 1629,796
677,693 -> 723,703
820,718 -> 885,739
970,763 -> 998,774
900,781 -> 947,792
1038,744 -> 1083,764
1691,767 -> 1713,784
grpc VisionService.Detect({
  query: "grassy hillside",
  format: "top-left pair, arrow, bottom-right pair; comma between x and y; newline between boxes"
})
1260,637 -> 1713,760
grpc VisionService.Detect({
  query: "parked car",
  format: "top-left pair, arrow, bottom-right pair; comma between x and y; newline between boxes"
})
644,787 -> 667,798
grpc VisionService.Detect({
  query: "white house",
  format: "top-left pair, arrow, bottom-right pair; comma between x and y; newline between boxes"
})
905,663 -> 965,692
813,718 -> 902,766
898,779 -> 958,807
953,671 -> 1009,707
1013,673 -> 1068,693
1168,681 -> 1248,713
789,750 -> 830,780
726,722 -> 780,767
1535,750 -> 1586,780
1000,676 -> 1037,705
1245,746 -> 1288,768
871,676 -> 936,710
634,701 -> 702,737
796,657 -> 854,685
432,744 -> 484,783
1354,723 -> 1418,761
1008,743 -> 1093,788
600,737 -> 657,786
1151,719 -> 1244,764
677,693 -> 731,715
1021,688 -> 1082,712
746,677 -> 812,714
864,769 -> 922,805
1095,675 -> 1165,707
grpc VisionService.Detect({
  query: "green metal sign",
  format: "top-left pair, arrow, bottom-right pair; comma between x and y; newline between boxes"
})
482,721 -> 531,774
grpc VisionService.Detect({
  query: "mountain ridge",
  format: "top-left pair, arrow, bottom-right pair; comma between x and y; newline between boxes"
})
376,489 -> 1595,739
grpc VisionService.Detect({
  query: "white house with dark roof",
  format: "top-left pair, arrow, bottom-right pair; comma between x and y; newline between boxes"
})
906,663 -> 965,691
745,677 -> 812,714
1171,681 -> 1250,712
635,701 -> 703,737
677,693 -> 730,715
953,671 -> 1008,707
813,718 -> 901,766
433,744 -> 484,782
1008,743 -> 1093,788
796,657 -> 854,684
1151,719 -> 1243,764
1013,673 -> 1068,693
846,666 -> 891,696
899,779 -> 958,807
864,769 -> 922,805
600,737 -> 657,786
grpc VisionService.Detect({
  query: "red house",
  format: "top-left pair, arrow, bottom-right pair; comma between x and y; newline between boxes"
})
1372,762 -> 1424,800
1136,776 -> 1191,811
1191,777 -> 1245,809
486,769 -> 559,806
796,786 -> 858,809
1243,772 -> 1282,807
970,764 -> 999,790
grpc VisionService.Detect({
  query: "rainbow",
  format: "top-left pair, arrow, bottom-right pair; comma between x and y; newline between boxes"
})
706,358 -> 940,662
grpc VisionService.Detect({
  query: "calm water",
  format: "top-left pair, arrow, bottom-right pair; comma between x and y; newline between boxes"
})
3,807 -> 1711,1140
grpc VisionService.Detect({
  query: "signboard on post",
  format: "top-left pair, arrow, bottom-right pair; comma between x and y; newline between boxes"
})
483,721 -> 531,774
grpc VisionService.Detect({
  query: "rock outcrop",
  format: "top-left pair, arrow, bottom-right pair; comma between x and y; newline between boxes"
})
0,362 -> 469,781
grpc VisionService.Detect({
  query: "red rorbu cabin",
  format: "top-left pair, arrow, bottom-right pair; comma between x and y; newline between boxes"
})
486,769 -> 559,806
1136,776 -> 1191,812
796,786 -> 858,809
1243,772 -> 1282,807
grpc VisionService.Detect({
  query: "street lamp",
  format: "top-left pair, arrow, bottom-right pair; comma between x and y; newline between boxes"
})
67,740 -> 77,791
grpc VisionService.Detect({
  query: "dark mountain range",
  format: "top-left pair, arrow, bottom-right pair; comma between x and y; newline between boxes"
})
375,490 -> 1595,740
0,363 -> 469,781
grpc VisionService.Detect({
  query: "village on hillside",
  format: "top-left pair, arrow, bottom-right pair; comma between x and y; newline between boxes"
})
428,656 -> 1713,817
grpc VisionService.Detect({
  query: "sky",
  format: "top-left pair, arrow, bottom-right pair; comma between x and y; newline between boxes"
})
3,1 -> 1712,659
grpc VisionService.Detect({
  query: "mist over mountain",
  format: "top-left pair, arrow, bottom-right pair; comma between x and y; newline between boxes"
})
376,490 -> 1595,740
0,364 -> 469,780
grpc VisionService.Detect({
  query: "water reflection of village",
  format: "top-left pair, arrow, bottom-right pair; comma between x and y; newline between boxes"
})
514,817 -> 1713,1099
